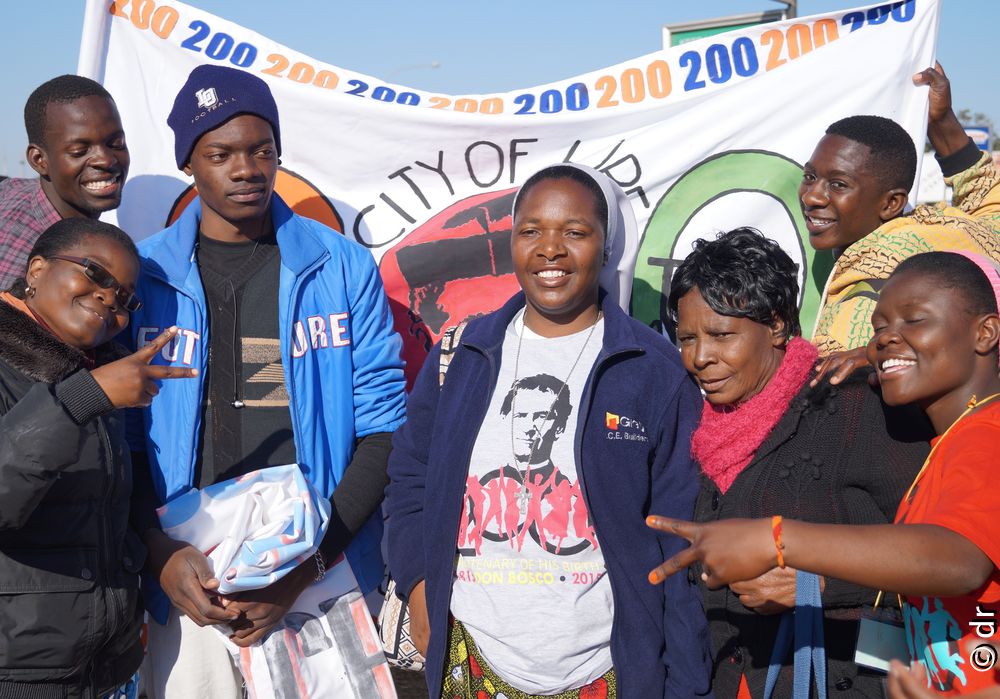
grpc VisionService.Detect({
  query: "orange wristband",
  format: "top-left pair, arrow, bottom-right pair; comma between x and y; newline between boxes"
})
771,515 -> 786,569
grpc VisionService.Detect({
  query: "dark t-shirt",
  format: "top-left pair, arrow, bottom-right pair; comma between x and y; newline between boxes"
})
195,232 -> 296,487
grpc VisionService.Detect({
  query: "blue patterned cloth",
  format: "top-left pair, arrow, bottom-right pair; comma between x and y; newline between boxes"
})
157,463 -> 330,593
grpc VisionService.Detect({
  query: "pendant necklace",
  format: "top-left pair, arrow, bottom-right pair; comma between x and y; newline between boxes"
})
510,310 -> 601,515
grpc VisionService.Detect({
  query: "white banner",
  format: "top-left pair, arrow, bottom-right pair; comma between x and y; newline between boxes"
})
80,0 -> 938,382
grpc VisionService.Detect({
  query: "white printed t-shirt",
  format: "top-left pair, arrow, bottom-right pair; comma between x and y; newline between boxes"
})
449,313 -> 612,694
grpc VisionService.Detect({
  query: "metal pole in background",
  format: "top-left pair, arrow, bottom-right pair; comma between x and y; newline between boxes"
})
774,0 -> 797,19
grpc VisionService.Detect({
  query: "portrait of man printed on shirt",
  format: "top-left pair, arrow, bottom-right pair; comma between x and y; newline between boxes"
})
503,373 -> 571,469
457,372 -> 599,558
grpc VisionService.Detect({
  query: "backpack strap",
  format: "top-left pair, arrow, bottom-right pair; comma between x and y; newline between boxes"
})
438,320 -> 469,387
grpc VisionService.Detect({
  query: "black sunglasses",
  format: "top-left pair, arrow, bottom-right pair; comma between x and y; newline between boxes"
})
47,255 -> 143,312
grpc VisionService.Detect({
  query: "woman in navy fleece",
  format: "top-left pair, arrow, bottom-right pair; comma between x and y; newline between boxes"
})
384,163 -> 712,699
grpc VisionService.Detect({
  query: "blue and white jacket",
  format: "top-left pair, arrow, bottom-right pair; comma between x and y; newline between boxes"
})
127,194 -> 406,622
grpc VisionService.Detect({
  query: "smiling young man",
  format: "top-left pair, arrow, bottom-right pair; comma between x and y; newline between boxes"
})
127,65 -> 406,698
0,75 -> 129,291
805,66 -> 1000,356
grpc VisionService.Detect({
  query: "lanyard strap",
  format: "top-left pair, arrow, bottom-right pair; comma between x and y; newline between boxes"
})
901,392 -> 1000,505
764,571 -> 827,699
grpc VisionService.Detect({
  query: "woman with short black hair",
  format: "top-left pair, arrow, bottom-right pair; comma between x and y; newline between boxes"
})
665,227 -> 930,698
0,218 -> 193,698
669,227 -> 802,339
651,251 -> 1000,697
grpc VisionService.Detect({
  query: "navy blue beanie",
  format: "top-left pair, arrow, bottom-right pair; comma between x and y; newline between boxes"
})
167,65 -> 281,169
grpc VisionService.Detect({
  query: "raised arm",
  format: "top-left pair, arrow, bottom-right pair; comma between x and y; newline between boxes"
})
915,63 -> 1000,223
916,63 -> 969,159
0,373 -> 111,529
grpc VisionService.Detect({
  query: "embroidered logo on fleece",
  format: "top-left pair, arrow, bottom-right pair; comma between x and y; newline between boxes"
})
606,412 -> 647,442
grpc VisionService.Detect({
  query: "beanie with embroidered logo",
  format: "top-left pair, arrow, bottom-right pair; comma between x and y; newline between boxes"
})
167,64 -> 281,169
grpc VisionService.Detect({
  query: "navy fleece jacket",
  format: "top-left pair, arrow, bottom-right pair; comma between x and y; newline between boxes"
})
385,292 -> 713,698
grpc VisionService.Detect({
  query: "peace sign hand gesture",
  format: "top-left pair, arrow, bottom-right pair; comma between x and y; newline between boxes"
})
645,516 -> 778,589
91,327 -> 198,409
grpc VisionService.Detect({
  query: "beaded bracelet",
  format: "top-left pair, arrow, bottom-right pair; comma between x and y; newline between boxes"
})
771,515 -> 786,569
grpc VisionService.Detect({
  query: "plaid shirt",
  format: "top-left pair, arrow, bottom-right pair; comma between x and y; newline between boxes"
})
0,177 -> 61,291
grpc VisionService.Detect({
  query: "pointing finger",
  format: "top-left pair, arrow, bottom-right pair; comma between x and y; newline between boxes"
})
136,326 -> 178,363
646,516 -> 697,542
146,365 -> 199,380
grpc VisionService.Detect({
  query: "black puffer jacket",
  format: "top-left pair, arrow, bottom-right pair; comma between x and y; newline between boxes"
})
694,372 -> 933,699
0,299 -> 144,698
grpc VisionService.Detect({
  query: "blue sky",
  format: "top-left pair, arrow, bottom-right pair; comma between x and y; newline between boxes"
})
0,0 -> 992,177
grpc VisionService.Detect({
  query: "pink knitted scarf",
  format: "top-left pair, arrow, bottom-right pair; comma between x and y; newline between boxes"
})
692,337 -> 819,494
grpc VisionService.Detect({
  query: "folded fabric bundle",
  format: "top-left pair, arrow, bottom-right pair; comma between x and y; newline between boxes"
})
157,463 -> 331,593
157,464 -> 396,697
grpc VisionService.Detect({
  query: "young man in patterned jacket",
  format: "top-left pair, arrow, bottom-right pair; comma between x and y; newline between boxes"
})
804,65 -> 1000,361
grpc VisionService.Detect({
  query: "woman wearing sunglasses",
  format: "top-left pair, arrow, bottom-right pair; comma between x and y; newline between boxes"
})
0,218 -> 195,698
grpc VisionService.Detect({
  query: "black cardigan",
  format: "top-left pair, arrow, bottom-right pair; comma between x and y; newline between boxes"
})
694,371 -> 932,699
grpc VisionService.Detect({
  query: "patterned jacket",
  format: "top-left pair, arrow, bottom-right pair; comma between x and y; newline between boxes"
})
812,141 -> 1000,355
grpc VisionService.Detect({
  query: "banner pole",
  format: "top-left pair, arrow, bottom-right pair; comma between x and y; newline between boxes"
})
77,0 -> 112,82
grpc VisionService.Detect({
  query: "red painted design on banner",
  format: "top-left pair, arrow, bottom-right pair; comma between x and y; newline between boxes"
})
378,189 -> 520,387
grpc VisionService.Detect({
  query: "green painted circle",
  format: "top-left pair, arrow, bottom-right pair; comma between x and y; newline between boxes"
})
631,150 -> 832,336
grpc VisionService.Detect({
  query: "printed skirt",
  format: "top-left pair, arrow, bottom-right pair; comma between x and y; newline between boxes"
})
441,620 -> 615,699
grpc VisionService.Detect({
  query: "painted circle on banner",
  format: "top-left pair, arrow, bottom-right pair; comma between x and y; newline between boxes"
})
674,191 -> 805,297
165,167 -> 343,231
631,150 -> 833,339
379,188 -> 520,388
